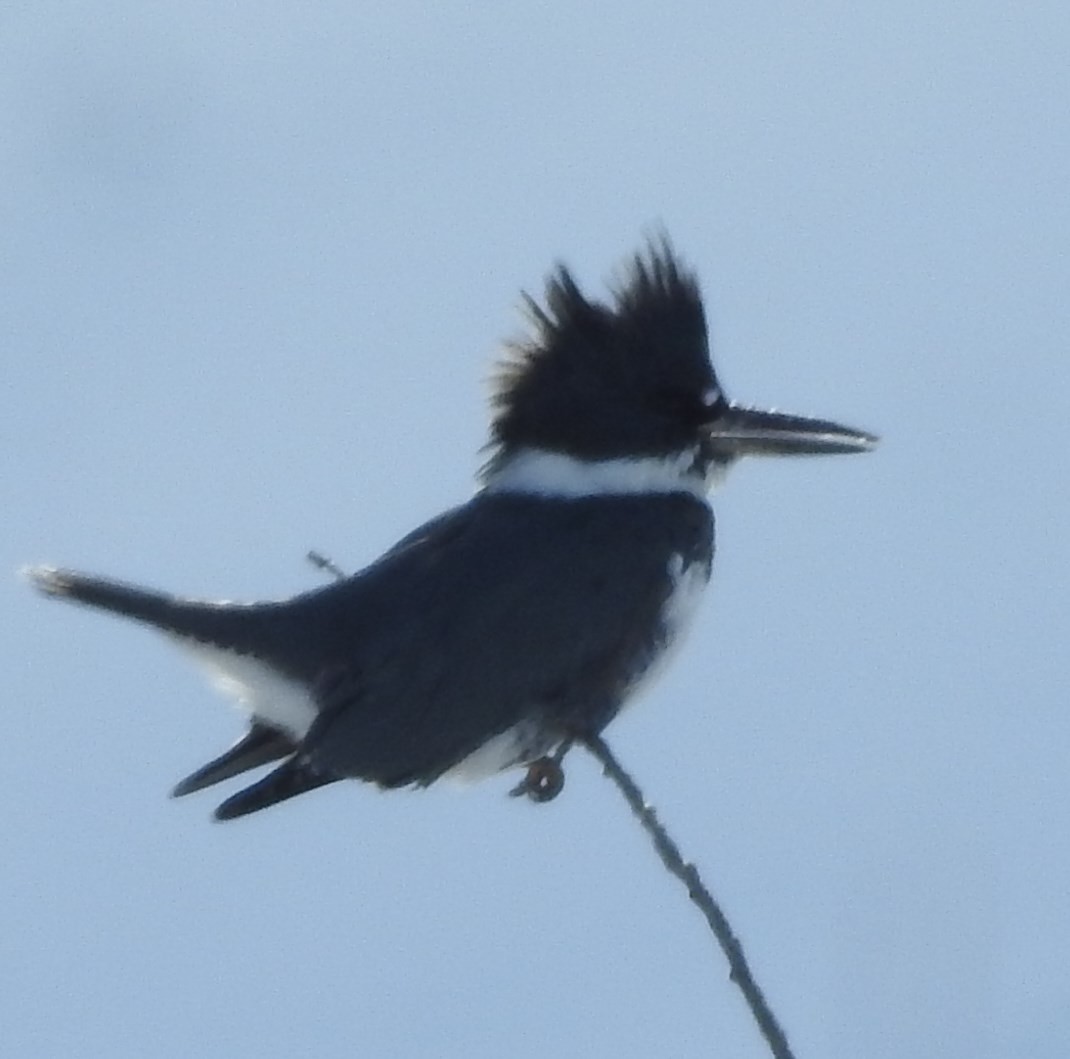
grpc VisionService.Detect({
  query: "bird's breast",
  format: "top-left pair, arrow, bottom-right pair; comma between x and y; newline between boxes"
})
621,549 -> 711,704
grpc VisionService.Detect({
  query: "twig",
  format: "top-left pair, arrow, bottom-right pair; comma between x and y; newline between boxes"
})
582,733 -> 796,1059
307,550 -> 347,582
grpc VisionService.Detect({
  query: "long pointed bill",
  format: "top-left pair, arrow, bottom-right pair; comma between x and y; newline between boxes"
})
707,404 -> 879,457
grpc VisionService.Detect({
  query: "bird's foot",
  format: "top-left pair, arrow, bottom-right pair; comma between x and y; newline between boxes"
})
509,740 -> 573,803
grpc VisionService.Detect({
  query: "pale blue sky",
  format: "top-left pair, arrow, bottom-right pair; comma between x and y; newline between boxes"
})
5,4 -> 1069,1057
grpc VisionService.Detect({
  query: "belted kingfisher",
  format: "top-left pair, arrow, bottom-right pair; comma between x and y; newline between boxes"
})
28,241 -> 876,821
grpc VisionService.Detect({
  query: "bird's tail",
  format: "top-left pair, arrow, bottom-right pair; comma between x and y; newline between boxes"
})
27,563 -> 310,678
26,565 -> 188,630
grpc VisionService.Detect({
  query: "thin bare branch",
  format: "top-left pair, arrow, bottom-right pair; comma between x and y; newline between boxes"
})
582,734 -> 796,1059
306,550 -> 347,582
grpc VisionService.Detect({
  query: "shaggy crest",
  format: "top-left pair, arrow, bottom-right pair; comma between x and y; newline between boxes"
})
484,240 -> 719,471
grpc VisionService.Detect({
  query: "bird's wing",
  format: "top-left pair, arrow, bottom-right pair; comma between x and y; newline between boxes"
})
171,723 -> 294,797
298,491 -> 712,787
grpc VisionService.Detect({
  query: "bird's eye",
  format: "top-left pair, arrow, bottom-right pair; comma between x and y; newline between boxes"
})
652,386 -> 720,424
650,387 -> 727,425
701,388 -> 727,417
701,386 -> 723,408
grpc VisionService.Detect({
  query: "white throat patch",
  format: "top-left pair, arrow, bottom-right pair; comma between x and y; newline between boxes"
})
484,447 -> 720,499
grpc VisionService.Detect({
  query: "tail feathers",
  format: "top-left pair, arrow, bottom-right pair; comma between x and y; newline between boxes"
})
26,565 -> 180,628
214,757 -> 337,821
172,723 -> 295,798
25,565 -> 273,653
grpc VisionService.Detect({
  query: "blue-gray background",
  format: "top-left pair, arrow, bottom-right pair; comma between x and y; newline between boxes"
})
5,5 -> 1068,1057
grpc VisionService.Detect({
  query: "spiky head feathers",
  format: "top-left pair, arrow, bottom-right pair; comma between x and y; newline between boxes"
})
487,243 -> 720,467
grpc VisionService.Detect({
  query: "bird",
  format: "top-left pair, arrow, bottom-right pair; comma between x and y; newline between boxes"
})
27,240 -> 877,821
